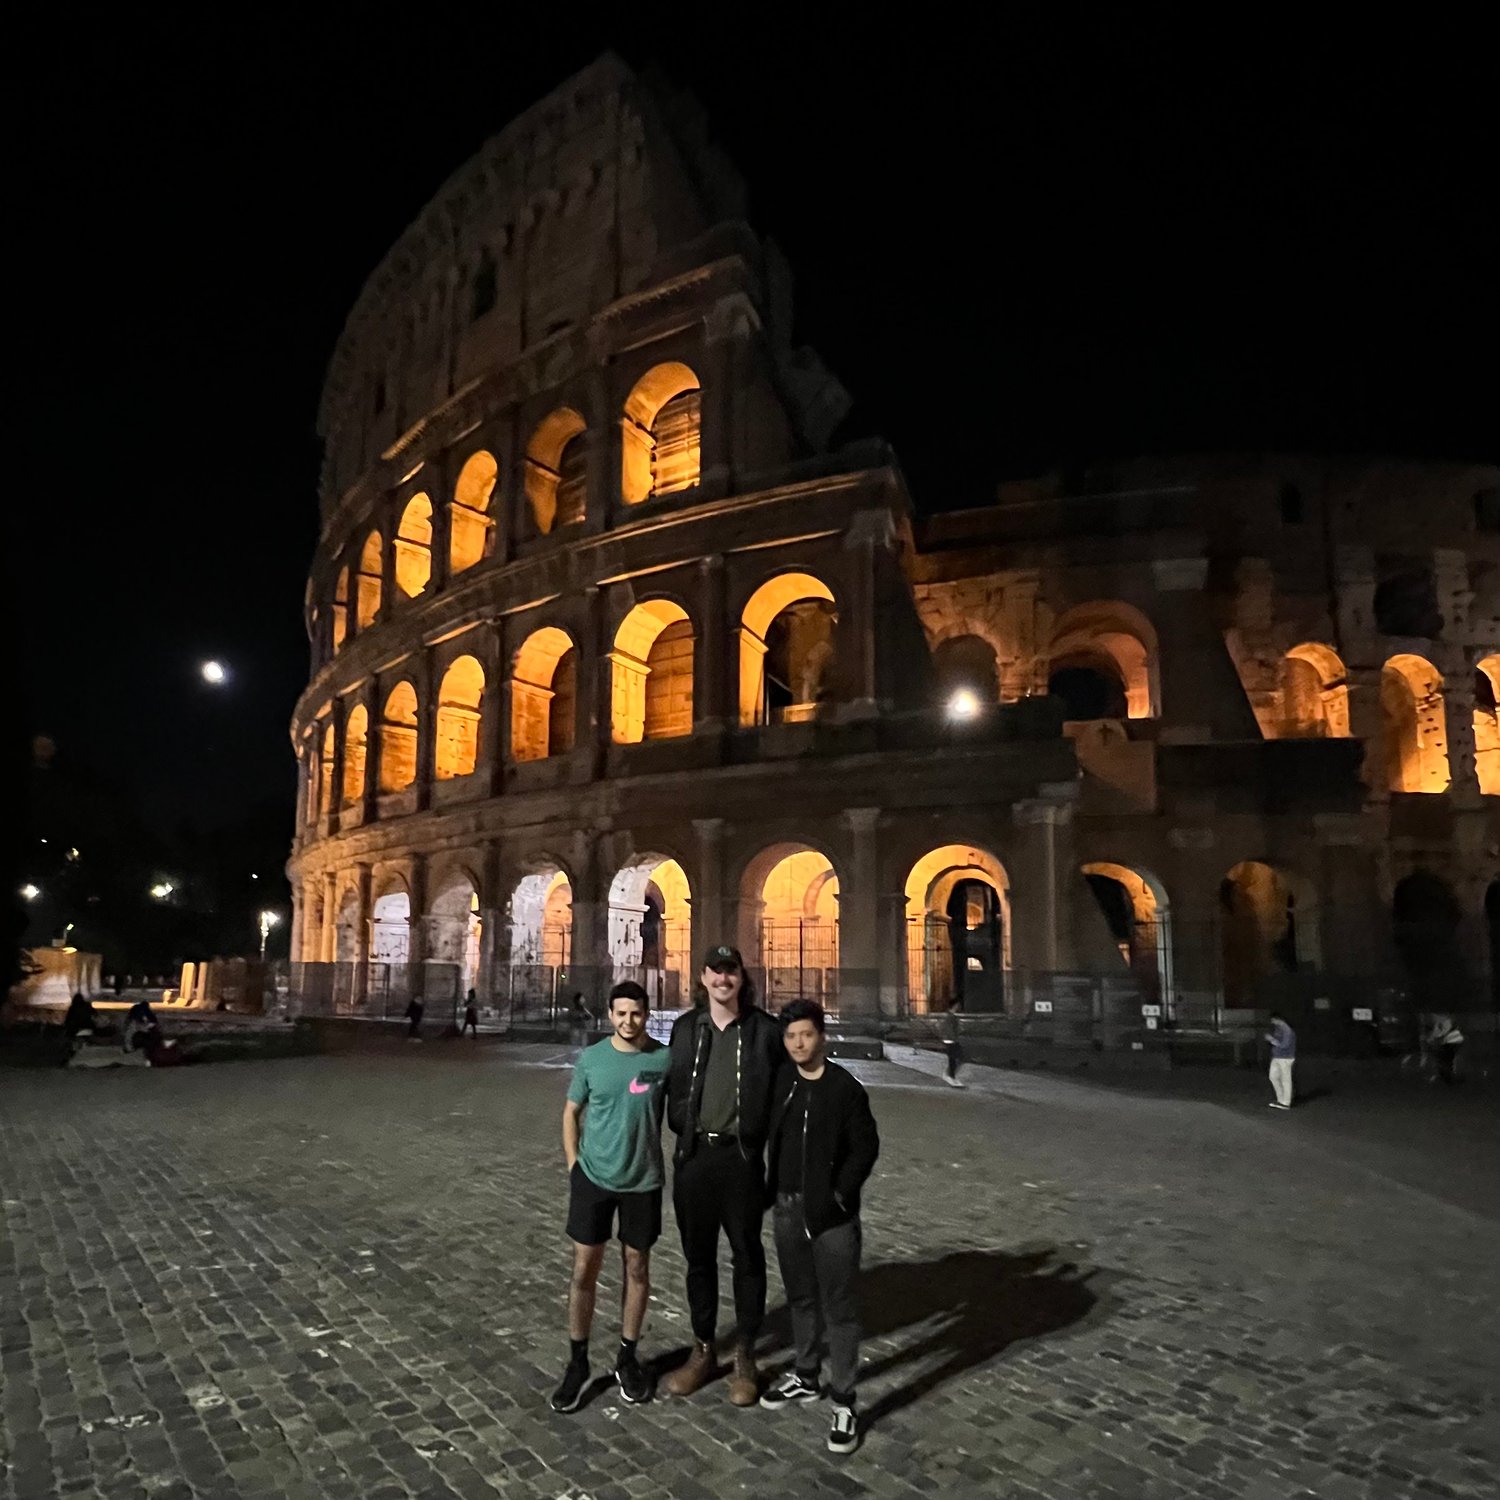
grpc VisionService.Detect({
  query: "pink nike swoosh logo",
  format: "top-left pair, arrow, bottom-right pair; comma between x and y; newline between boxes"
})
629,1078 -> 652,1094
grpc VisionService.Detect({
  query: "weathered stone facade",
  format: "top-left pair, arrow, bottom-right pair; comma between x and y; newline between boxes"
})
288,55 -> 1499,1028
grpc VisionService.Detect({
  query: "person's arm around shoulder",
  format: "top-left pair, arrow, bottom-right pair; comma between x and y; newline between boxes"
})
833,1072 -> 880,1209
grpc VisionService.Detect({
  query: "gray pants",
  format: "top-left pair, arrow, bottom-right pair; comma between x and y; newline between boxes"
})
772,1194 -> 861,1404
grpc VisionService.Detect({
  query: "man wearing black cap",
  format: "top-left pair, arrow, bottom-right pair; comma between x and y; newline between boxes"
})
661,944 -> 786,1405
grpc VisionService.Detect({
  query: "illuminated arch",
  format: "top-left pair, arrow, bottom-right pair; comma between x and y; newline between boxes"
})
739,572 -> 838,726
1277,642 -> 1350,738
332,567 -> 349,652
511,627 -> 576,762
1081,861 -> 1173,1007
342,703 -> 368,805
903,845 -> 1010,1013
622,362 -> 702,503
434,656 -> 485,779
525,408 -> 587,534
378,681 -> 419,793
607,853 -> 693,1005
428,867 -> 483,997
932,634 -> 1001,706
1473,655 -> 1499,795
318,722 -> 335,819
450,451 -> 496,574
612,601 -> 694,743
394,494 -> 433,598
356,532 -> 383,628
739,842 -> 841,1006
507,865 -> 573,976
1380,654 -> 1450,793
1047,601 -> 1159,720
1219,861 -> 1319,1006
370,886 -> 410,965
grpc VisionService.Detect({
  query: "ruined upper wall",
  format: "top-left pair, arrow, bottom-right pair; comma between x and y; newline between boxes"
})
317,54 -> 764,510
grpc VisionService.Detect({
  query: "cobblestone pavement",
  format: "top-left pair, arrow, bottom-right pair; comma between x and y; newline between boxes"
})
2,1046 -> 1496,1500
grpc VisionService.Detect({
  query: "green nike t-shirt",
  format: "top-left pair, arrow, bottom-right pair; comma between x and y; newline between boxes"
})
567,1037 -> 672,1193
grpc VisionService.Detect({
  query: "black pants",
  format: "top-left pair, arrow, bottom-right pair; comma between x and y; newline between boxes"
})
672,1143 -> 767,1345
462,1016 -> 478,1037
1437,1044 -> 1459,1083
773,1195 -> 862,1404
944,1040 -> 963,1078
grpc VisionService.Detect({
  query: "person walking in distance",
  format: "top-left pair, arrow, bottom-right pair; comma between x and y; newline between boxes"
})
462,989 -> 479,1038
1425,1012 -> 1465,1084
569,991 -> 593,1050
404,993 -> 425,1041
761,1000 -> 880,1455
1266,1010 -> 1296,1109
937,999 -> 965,1087
662,945 -> 787,1406
551,981 -> 672,1412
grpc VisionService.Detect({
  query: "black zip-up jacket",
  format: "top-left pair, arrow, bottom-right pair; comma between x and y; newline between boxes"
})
765,1062 -> 880,1236
667,1004 -> 785,1162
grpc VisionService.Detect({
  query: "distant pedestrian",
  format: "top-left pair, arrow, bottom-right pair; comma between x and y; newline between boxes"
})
405,994 -> 425,1041
62,992 -> 96,1066
761,999 -> 880,1455
123,998 -> 159,1053
937,1000 -> 965,1088
569,991 -> 593,1049
463,989 -> 480,1038
1265,1011 -> 1295,1109
1425,1013 -> 1465,1084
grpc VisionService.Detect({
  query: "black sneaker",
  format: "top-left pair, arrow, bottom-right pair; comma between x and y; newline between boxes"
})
549,1358 -> 590,1413
615,1349 -> 652,1404
759,1370 -> 822,1409
827,1403 -> 859,1455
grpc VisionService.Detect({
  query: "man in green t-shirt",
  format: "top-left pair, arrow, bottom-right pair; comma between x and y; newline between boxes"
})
551,980 -> 672,1412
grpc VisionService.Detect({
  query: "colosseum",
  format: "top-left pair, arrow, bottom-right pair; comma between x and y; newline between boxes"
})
287,54 -> 1499,1044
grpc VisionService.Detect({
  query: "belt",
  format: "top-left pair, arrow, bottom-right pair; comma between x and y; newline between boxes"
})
696,1131 -> 740,1146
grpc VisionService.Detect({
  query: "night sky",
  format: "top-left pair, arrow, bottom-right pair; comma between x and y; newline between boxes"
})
11,14 -> 1496,960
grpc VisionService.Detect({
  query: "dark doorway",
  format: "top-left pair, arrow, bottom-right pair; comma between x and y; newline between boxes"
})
945,878 -> 1004,1010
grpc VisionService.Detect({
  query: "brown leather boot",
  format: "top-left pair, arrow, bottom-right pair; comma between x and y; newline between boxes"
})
662,1340 -> 716,1398
727,1343 -> 760,1407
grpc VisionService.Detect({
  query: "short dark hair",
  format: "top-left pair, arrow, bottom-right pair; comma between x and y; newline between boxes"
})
608,981 -> 649,1012
780,998 -> 825,1034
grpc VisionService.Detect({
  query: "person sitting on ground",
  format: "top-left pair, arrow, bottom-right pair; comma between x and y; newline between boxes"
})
1424,1013 -> 1465,1084
123,997 -> 160,1052
62,991 -> 97,1066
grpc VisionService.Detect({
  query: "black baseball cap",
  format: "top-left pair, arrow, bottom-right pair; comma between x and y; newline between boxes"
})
702,944 -> 744,970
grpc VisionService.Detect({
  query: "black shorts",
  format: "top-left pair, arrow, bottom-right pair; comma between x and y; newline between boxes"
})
567,1164 -> 662,1250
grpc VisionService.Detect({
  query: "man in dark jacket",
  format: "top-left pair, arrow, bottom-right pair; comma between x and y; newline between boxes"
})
759,998 -> 879,1456
661,944 -> 786,1405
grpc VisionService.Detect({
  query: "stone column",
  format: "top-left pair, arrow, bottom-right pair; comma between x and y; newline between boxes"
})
1162,829 -> 1223,1021
352,862 -> 372,1011
878,890 -> 910,1019
359,681 -> 380,824
568,830 -> 607,999
838,807 -> 882,1018
583,365 -> 614,537
1443,669 -> 1482,807
692,818 -> 726,955
477,841 -> 503,1006
413,659 -> 435,813
321,872 -> 338,964
329,708 -> 347,829
407,854 -> 429,997
480,633 -> 506,796
428,464 -> 452,594
697,553 -> 729,733
1012,790 -> 1079,975
378,506 -> 397,625
841,512 -> 893,716
1344,663 -> 1388,802
288,881 -> 304,969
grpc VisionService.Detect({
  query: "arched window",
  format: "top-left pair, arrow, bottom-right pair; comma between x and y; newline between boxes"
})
524,408 -> 587,535
342,704 -> 368,805
378,683 -> 419,793
1046,602 -> 1158,720
511,628 -> 576,762
739,573 -> 838,726
1277,643 -> 1350,738
332,568 -> 349,653
622,362 -> 702,503
319,723 -> 335,817
1380,655 -> 1450,793
450,451 -> 496,575
1474,656 -> 1500,795
394,494 -> 433,597
356,533 -> 383,628
435,656 -> 485,779
612,602 -> 694,743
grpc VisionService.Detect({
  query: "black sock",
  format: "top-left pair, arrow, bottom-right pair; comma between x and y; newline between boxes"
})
618,1337 -> 638,1364
569,1338 -> 589,1366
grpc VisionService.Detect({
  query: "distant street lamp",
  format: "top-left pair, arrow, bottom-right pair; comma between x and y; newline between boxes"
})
946,687 -> 981,722
201,660 -> 227,685
20,883 -> 40,902
258,909 -> 281,961
150,882 -> 174,900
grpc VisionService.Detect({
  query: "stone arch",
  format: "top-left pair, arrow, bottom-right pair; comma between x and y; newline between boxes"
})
332,567 -> 349,652
611,600 -> 694,743
317,722 -> 335,819
370,885 -> 411,965
395,494 -> 433,598
1047,601 -> 1158,720
1278,642 -> 1350,739
1380,654 -> 1450,793
356,531 -> 383,628
450,451 -> 496,574
607,853 -> 692,1006
434,656 -> 485,780
378,681 -> 419,792
739,572 -> 839,726
342,703 -> 368,805
739,842 -> 842,1007
429,865 -> 483,1001
524,407 -> 587,534
621,361 -> 702,502
903,845 -> 1010,1013
511,626 -> 577,761
506,864 -> 573,992
1081,861 -> 1173,1008
932,634 -> 1001,708
1393,870 -> 1466,1007
1219,861 -> 1318,1007
1473,655 -> 1499,795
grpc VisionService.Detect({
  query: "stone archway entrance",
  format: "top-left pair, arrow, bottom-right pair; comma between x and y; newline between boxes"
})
429,871 -> 482,1011
607,854 -> 691,1008
903,846 -> 1010,1014
1082,862 -> 1173,1011
741,844 -> 841,1008
506,866 -> 572,1010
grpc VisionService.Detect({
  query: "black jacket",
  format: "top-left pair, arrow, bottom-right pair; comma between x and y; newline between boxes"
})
667,1004 -> 786,1161
765,1062 -> 880,1236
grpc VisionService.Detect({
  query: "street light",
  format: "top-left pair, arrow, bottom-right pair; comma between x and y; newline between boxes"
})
20,883 -> 40,902
946,687 -> 981,722
150,882 -> 174,900
258,909 -> 281,961
201,660 -> 227,685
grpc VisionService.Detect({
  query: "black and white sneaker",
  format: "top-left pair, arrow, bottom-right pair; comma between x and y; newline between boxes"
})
615,1349 -> 652,1404
827,1403 -> 860,1454
759,1370 -> 822,1409
549,1358 -> 590,1412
